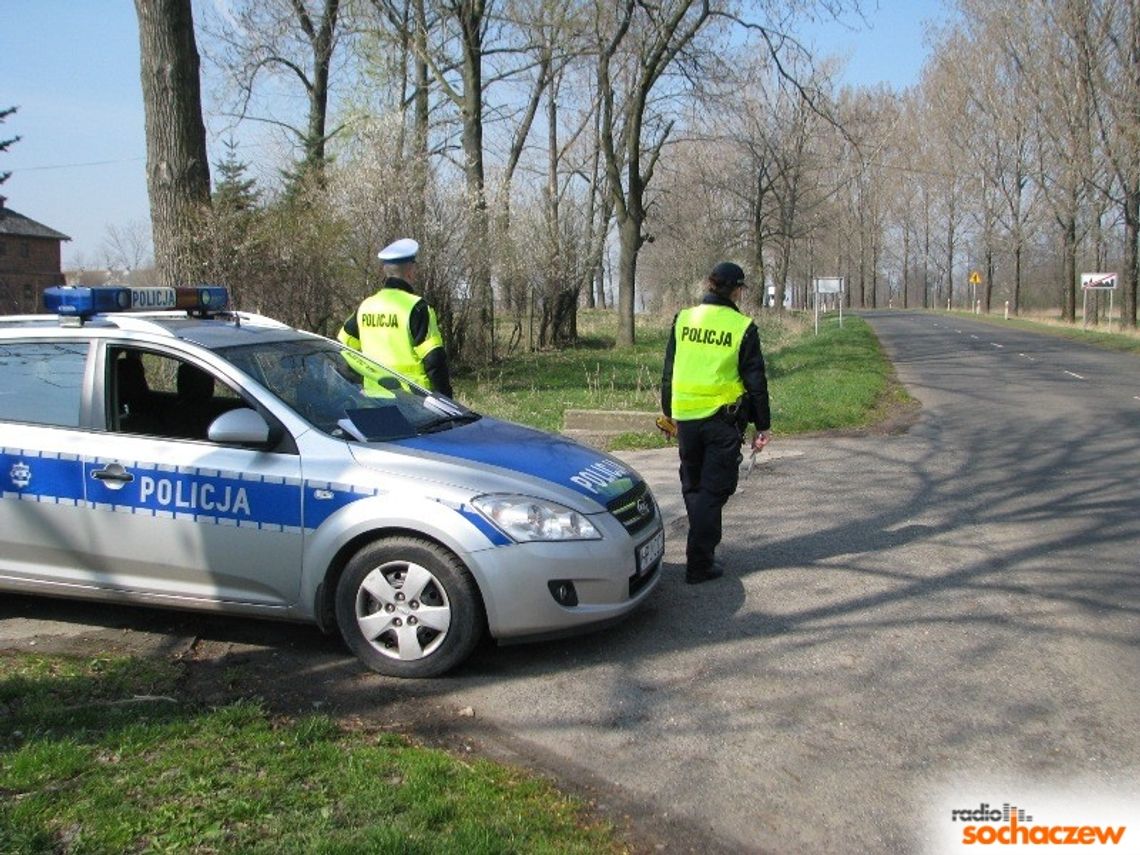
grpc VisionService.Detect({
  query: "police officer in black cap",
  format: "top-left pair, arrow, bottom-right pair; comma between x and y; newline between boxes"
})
338,238 -> 453,397
660,261 -> 771,584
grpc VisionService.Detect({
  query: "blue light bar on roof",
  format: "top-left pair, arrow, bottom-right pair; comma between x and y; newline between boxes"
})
44,286 -> 132,316
43,285 -> 230,319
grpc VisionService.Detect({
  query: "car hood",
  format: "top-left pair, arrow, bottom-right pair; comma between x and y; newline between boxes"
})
349,416 -> 641,512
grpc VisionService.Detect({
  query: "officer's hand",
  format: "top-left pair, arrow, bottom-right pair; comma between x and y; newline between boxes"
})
751,430 -> 770,452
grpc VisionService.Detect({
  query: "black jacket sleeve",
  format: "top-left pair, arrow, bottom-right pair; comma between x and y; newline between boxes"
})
738,323 -> 771,431
660,315 -> 679,418
409,299 -> 453,397
408,300 -> 429,347
423,348 -> 453,398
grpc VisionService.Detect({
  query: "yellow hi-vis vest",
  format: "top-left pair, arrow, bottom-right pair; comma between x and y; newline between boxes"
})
350,288 -> 444,390
671,304 -> 752,420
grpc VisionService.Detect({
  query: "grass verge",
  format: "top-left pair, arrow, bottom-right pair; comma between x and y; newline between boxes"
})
456,310 -> 670,434
766,314 -> 911,433
0,652 -> 623,854
456,309 -> 910,447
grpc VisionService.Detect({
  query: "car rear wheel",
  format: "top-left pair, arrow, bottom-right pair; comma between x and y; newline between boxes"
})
335,536 -> 483,678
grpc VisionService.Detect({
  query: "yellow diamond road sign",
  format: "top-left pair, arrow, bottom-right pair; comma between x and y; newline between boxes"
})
969,271 -> 981,285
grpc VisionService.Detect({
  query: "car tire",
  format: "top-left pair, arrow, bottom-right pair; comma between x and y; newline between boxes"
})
335,536 -> 483,678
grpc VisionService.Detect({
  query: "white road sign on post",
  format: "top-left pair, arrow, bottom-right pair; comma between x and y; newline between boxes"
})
813,277 -> 845,334
1080,273 -> 1117,290
1080,272 -> 1118,331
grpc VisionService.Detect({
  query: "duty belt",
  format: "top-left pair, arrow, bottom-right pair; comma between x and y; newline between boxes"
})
717,399 -> 746,428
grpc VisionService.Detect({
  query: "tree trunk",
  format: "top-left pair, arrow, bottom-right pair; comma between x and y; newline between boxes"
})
857,200 -> 867,307
870,232 -> 879,309
753,172 -> 773,310
458,0 -> 492,359
1061,215 -> 1077,322
922,190 -> 931,309
901,224 -> 910,309
1011,225 -> 1023,314
615,212 -> 640,346
135,0 -> 211,288
301,0 -> 340,179
775,237 -> 793,309
984,247 -> 994,314
1125,185 -> 1139,327
945,212 -> 956,309
412,0 -> 429,233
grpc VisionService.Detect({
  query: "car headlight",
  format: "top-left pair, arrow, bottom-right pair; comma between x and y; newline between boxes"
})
472,494 -> 602,542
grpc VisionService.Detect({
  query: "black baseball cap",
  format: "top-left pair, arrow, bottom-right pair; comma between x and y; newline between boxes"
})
710,261 -> 746,289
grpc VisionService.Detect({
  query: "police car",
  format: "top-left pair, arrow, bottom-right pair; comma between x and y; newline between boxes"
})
0,286 -> 664,677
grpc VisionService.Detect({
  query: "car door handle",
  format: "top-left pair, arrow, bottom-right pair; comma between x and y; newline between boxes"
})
92,464 -> 135,484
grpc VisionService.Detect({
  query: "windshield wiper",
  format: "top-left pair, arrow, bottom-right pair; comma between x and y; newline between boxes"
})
417,413 -> 481,434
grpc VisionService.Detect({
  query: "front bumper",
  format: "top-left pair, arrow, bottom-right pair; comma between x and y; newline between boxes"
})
465,518 -> 664,640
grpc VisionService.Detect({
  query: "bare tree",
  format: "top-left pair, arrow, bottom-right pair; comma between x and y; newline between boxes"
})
1075,0 -> 1140,327
1015,0 -> 1093,320
363,0 -> 592,360
135,0 -> 212,287
917,38 -> 973,309
203,0 -> 345,183
102,220 -> 155,275
714,55 -> 835,313
594,0 -> 717,345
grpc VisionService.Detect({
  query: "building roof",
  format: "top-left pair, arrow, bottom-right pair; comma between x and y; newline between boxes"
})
0,197 -> 71,241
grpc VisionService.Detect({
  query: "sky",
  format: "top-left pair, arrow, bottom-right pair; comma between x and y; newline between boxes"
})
1,1 -> 949,269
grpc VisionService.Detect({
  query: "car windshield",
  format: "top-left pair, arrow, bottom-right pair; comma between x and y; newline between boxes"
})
216,337 -> 478,441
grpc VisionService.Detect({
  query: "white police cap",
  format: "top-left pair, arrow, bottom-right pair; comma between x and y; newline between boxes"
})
378,238 -> 419,264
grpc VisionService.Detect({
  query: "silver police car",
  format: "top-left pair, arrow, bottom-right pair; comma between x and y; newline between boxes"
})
0,286 -> 664,677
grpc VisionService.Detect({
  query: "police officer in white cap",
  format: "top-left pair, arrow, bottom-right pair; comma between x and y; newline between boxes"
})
338,238 -> 453,397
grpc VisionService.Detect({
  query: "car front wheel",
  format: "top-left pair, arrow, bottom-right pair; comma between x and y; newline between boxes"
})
335,536 -> 483,678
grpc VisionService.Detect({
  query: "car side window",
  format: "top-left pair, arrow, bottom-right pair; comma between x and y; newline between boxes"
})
108,347 -> 245,440
0,341 -> 88,428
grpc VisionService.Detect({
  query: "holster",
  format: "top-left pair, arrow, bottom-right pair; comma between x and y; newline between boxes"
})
719,396 -> 751,433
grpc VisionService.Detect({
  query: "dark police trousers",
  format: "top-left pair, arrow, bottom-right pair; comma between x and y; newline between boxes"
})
677,414 -> 742,573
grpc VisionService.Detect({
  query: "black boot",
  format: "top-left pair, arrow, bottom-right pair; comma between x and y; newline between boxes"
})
685,562 -> 724,585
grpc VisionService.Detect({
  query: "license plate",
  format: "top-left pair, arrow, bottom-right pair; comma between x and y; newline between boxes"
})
636,528 -> 665,575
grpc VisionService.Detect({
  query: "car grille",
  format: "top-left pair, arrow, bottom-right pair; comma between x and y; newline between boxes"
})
607,481 -> 656,536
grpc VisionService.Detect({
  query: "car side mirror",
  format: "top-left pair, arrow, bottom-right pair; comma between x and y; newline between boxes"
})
207,408 -> 273,447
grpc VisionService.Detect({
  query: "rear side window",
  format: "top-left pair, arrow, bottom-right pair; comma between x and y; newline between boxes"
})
0,342 -> 88,428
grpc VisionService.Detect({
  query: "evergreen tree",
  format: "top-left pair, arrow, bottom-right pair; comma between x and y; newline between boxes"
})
1,106 -> 20,186
213,137 -> 260,211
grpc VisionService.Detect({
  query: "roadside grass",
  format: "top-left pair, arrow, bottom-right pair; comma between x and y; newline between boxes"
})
942,309 -> 1140,355
457,310 -> 670,433
0,652 -> 622,854
456,309 -> 905,445
766,315 -> 905,433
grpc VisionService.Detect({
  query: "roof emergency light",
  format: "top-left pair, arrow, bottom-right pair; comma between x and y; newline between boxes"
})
44,285 -> 230,321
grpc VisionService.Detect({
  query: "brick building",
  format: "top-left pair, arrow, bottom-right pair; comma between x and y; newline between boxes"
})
0,195 -> 70,314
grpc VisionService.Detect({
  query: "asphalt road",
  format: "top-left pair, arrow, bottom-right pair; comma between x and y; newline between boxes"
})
3,310 -> 1138,852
